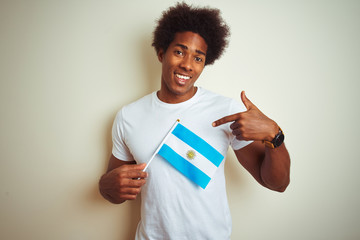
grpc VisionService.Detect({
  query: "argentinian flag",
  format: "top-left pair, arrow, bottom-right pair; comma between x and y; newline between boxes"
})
158,121 -> 224,189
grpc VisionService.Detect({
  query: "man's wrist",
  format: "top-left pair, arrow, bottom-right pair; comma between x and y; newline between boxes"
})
263,124 -> 284,149
264,122 -> 279,142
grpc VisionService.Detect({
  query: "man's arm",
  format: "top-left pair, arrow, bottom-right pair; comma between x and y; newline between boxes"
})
213,91 -> 290,192
234,141 -> 290,192
99,154 -> 147,204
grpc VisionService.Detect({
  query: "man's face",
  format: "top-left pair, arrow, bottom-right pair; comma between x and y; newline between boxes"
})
157,31 -> 208,103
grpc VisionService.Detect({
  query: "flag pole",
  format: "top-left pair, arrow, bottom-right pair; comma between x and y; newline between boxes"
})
143,119 -> 180,172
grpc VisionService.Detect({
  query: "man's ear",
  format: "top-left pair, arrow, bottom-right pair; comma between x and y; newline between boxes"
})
157,49 -> 164,62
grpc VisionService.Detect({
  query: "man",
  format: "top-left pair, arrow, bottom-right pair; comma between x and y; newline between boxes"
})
99,2 -> 290,239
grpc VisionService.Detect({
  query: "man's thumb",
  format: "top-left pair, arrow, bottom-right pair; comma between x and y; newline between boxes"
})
241,91 -> 253,110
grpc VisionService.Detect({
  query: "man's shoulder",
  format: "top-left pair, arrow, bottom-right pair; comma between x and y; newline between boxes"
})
114,92 -> 154,121
198,87 -> 234,104
198,87 -> 246,114
125,92 -> 153,108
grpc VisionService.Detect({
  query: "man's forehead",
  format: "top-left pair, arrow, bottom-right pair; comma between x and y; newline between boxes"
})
171,32 -> 208,54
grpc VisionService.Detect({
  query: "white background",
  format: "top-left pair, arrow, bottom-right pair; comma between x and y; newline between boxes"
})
1,0 -> 359,239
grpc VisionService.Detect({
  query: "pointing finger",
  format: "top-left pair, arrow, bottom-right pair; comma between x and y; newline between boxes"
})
212,113 -> 240,127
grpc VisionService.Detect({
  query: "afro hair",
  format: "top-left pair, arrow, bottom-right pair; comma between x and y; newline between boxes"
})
152,2 -> 230,66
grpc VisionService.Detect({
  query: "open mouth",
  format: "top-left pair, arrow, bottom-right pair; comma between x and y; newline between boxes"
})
175,73 -> 191,85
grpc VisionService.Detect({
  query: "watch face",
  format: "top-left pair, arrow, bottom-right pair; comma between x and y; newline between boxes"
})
275,133 -> 285,147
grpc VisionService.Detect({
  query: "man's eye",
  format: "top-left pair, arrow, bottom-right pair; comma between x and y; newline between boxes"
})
195,57 -> 203,62
175,50 -> 183,56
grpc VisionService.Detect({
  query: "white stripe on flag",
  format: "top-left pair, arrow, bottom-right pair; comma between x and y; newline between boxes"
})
156,120 -> 225,189
165,133 -> 218,177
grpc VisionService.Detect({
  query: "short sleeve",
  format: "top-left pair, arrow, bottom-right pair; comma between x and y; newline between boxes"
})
111,109 -> 135,161
228,99 -> 253,150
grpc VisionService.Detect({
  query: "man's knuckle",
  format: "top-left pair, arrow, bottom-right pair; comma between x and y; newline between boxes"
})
239,125 -> 246,131
118,171 -> 127,178
118,178 -> 127,187
242,132 -> 250,140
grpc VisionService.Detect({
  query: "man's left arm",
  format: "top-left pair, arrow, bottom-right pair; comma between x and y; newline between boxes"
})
213,91 -> 290,192
234,141 -> 290,192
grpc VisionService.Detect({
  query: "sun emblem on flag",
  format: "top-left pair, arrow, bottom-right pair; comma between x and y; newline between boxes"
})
186,150 -> 196,160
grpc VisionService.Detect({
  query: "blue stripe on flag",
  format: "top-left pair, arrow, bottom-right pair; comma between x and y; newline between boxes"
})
172,123 -> 223,167
158,144 -> 211,189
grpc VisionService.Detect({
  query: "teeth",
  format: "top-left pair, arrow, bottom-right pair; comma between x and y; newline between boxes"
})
176,74 -> 190,80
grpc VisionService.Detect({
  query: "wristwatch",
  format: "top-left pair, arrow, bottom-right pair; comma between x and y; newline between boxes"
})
263,127 -> 285,149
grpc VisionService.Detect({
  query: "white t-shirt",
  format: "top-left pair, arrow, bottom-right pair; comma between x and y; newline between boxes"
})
112,87 -> 251,240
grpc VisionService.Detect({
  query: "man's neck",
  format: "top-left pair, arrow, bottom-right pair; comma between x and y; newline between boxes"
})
157,87 -> 198,104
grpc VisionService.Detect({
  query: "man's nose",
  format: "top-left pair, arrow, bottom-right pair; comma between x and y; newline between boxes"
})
179,55 -> 192,71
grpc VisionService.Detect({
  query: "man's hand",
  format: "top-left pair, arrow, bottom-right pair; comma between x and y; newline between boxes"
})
212,91 -> 278,142
99,163 -> 147,204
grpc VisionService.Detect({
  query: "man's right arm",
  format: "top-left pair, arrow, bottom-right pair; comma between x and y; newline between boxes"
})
98,154 -> 147,204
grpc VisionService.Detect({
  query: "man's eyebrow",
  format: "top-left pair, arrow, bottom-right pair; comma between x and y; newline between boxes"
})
175,43 -> 206,56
